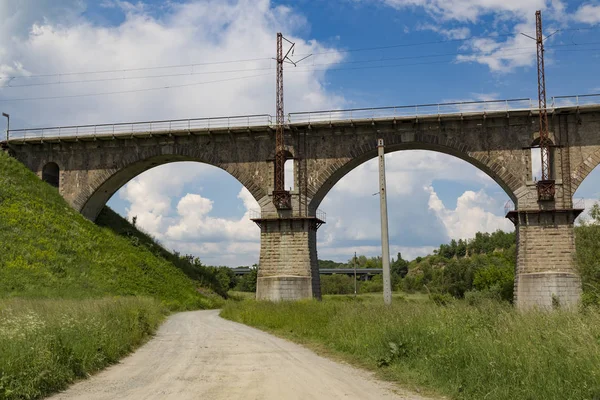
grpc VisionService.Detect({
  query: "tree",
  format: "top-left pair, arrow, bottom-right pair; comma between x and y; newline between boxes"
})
391,252 -> 409,278
235,265 -> 258,292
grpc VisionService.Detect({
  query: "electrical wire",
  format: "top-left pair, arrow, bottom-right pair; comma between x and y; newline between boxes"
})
2,47 -> 598,103
2,41 -> 598,89
0,73 -> 272,103
0,30 -> 577,82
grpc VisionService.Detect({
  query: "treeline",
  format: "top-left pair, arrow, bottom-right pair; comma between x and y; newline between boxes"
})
402,230 -> 516,303
174,256 -> 258,296
318,230 -> 516,301
318,201 -> 600,306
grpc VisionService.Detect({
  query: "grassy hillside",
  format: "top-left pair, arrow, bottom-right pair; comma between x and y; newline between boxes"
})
96,207 -> 227,297
0,151 -> 217,310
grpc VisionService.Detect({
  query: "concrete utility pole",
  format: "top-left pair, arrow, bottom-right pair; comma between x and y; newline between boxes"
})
2,113 -> 9,142
377,139 -> 392,305
353,251 -> 357,298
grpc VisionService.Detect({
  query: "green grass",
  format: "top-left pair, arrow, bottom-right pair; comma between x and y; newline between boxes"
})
0,297 -> 165,400
221,298 -> 600,400
0,151 -> 218,310
323,291 -> 429,303
0,151 -> 226,398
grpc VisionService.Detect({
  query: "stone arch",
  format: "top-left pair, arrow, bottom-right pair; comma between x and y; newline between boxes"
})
309,133 -> 521,211
571,146 -> 600,196
74,151 -> 267,221
42,162 -> 60,188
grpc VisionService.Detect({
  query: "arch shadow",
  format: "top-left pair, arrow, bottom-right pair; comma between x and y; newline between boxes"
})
42,162 -> 60,188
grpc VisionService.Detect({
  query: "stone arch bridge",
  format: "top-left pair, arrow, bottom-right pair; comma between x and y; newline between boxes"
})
5,96 -> 600,309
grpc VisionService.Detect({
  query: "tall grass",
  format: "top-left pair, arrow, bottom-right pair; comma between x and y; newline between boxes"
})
221,299 -> 600,400
0,297 -> 165,400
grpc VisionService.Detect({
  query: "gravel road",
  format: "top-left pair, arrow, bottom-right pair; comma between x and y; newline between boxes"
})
48,309 -> 432,400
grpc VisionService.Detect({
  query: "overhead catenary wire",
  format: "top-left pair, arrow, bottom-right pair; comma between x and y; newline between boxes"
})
3,27 -> 597,83
1,29 -> 598,103
2,51 -> 599,103
3,41 -> 599,89
0,73 -> 272,103
1,47 -> 599,103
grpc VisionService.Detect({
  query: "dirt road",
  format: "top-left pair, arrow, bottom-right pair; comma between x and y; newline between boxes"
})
48,310 -> 431,400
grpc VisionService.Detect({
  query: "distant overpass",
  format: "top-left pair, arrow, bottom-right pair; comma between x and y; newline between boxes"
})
233,268 -> 382,280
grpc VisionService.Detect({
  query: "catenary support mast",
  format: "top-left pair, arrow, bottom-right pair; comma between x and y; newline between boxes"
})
534,10 -> 555,201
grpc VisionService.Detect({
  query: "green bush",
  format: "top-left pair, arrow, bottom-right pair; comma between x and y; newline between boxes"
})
359,275 -> 383,293
321,274 -> 355,295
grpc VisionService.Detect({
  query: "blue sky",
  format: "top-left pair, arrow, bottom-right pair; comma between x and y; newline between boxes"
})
1,0 -> 599,266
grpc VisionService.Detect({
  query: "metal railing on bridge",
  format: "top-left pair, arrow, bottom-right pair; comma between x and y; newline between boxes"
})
504,198 -> 587,215
5,93 -> 600,142
7,114 -> 273,141
551,93 -> 600,108
287,98 -> 535,124
248,208 -> 326,222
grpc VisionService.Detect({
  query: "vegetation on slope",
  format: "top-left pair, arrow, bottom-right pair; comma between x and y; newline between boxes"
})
0,297 -> 163,399
96,207 -> 232,298
401,230 -> 516,302
221,298 -> 600,400
0,151 -> 226,399
0,151 -> 216,310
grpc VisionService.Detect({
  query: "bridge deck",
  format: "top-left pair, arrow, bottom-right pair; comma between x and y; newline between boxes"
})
5,94 -> 599,143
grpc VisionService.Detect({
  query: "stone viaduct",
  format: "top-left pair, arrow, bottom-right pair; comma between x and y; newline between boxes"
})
4,99 -> 600,309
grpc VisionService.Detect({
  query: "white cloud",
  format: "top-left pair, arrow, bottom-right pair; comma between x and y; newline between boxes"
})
418,24 -> 471,39
0,0 -> 344,127
166,189 -> 259,243
119,162 -> 212,235
455,22 -> 537,73
379,0 -> 549,23
427,186 -> 513,239
370,0 -> 573,72
574,3 -> 600,24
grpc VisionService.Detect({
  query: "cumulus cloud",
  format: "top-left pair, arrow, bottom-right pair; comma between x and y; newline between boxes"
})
166,189 -> 259,243
317,151 -> 511,262
0,0 -> 344,127
427,186 -> 513,239
369,0 -> 589,72
379,0 -> 549,23
574,3 -> 600,24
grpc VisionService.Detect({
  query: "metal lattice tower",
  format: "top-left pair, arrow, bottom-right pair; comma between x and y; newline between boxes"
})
273,32 -> 291,209
535,10 -> 555,201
